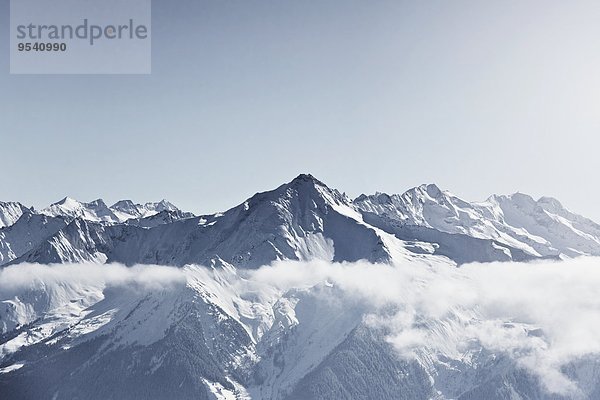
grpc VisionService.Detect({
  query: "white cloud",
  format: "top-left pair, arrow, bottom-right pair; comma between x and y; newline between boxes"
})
0,262 -> 186,292
245,258 -> 600,395
2,258 -> 600,395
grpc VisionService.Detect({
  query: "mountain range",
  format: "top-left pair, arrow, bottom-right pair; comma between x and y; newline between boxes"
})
2,174 -> 600,269
1,174 -> 600,400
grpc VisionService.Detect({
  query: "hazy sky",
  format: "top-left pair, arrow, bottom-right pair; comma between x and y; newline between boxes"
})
1,0 -> 599,220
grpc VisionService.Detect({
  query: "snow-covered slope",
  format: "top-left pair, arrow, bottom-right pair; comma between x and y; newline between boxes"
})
0,202 -> 29,229
0,211 -> 67,266
355,184 -> 600,259
0,264 -> 256,400
41,197 -> 120,223
480,193 -> 600,257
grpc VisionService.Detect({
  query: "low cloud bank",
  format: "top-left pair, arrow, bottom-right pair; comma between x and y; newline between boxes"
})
0,262 -> 186,296
246,257 -> 600,395
2,257 -> 600,394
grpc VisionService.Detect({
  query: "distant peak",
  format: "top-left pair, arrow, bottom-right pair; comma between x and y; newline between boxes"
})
509,192 -> 536,203
354,184 -> 447,204
353,192 -> 392,205
487,192 -> 563,210
404,183 -> 445,199
155,200 -> 178,211
88,199 -> 108,207
374,192 -> 392,203
354,193 -> 369,202
111,199 -> 136,208
52,197 -> 110,209
53,196 -> 79,206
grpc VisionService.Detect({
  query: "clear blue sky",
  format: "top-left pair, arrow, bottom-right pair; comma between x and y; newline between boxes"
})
1,0 -> 600,220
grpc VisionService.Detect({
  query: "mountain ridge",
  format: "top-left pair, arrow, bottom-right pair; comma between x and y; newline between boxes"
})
1,174 -> 599,268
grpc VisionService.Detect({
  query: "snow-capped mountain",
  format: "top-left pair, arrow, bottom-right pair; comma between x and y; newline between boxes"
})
9,174 -> 406,268
2,175 -> 600,268
0,198 -> 194,267
354,183 -> 600,259
41,197 -> 119,223
110,199 -> 190,222
2,174 -> 600,400
483,193 -> 600,257
40,197 -> 193,224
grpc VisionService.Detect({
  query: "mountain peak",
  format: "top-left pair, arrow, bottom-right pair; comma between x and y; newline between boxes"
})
155,199 -> 177,211
294,173 -> 316,179
289,173 -> 324,186
396,183 -> 447,202
281,173 -> 351,207
51,197 -> 109,210
54,196 -> 80,206
493,192 -> 537,210
88,199 -> 108,208
111,199 -> 136,209
374,192 -> 392,203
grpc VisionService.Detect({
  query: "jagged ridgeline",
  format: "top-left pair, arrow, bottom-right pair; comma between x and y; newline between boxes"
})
2,174 -> 600,268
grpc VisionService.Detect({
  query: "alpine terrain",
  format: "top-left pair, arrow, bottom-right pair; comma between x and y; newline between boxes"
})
1,174 -> 600,400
